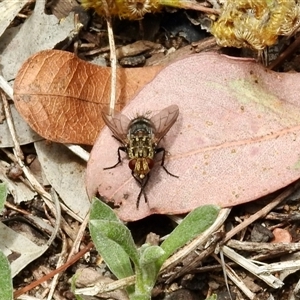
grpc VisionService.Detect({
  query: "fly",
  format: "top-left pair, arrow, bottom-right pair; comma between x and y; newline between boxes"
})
101,104 -> 179,208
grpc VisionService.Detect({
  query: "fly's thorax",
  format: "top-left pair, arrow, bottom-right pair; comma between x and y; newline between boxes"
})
128,132 -> 155,159
128,117 -> 154,135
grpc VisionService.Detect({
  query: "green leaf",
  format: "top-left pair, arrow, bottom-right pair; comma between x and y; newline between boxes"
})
91,220 -> 139,266
206,294 -> 217,300
89,199 -> 138,296
133,245 -> 165,296
134,261 -> 157,299
90,221 -> 134,279
90,197 -> 119,222
0,183 -> 7,213
139,245 -> 165,266
158,205 -> 220,265
0,251 -> 13,300
71,272 -> 84,300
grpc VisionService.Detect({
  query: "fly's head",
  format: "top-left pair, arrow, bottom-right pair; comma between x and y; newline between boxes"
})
129,157 -> 154,179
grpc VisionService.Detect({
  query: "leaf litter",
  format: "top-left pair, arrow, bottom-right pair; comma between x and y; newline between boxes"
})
0,0 -> 91,295
35,141 -> 90,219
2,0 -> 300,299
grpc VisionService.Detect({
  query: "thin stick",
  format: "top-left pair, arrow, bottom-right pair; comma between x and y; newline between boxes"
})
65,144 -> 90,162
222,245 -> 283,288
47,233 -> 68,300
0,75 -> 13,99
268,34 -> 300,70
13,242 -> 94,298
102,0 -> 117,113
213,253 -> 255,300
68,212 -> 90,260
1,91 -> 24,160
224,180 -> 300,243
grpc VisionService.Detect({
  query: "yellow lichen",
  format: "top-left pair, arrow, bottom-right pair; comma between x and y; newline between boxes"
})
211,0 -> 300,50
81,0 -> 197,20
81,0 -> 162,19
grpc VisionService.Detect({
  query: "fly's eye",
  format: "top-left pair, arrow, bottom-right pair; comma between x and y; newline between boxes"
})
129,159 -> 137,170
146,158 -> 154,169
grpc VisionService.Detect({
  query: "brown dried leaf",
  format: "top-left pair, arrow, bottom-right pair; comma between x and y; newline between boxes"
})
271,228 -> 292,243
13,50 -> 163,144
86,53 -> 300,221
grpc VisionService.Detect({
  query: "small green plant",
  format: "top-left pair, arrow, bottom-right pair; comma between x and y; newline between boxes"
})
89,197 -> 220,299
0,183 -> 13,300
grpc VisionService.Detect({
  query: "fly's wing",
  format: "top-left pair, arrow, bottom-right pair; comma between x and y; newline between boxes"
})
150,105 -> 179,143
101,107 -> 131,144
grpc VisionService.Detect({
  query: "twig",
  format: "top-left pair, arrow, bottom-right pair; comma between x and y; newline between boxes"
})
46,189 -> 62,246
166,0 -> 220,14
224,181 -> 300,243
13,242 -> 94,298
268,34 -> 300,70
1,91 -> 24,160
213,253 -> 255,300
0,75 -> 13,99
102,0 -> 117,112
222,245 -> 284,288
64,144 -> 90,162
218,250 -> 234,300
75,273 -> 135,296
254,260 -> 300,275
164,231 -> 223,283
227,240 -> 300,253
68,211 -> 90,260
47,233 -> 68,300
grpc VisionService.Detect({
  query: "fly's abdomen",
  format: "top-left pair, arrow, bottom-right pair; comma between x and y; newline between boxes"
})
128,134 -> 155,178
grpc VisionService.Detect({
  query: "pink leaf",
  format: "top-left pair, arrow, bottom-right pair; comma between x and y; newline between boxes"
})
86,52 -> 300,221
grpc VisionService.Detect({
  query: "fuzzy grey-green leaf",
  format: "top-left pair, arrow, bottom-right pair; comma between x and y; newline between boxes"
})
0,183 -> 7,212
139,245 -> 165,266
0,251 -> 13,300
90,197 -> 119,222
89,221 -> 134,279
91,219 -> 139,266
159,205 -> 220,265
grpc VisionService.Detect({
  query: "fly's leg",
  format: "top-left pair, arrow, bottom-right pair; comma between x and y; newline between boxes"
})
103,146 -> 127,170
132,173 -> 149,208
155,147 -> 178,178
